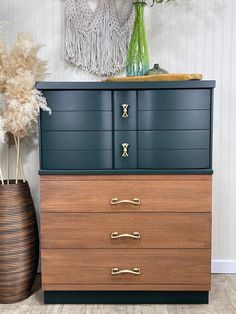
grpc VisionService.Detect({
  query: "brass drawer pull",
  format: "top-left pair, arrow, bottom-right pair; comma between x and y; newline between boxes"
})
111,198 -> 141,205
121,143 -> 129,158
121,104 -> 129,119
111,232 -> 141,239
111,267 -> 141,276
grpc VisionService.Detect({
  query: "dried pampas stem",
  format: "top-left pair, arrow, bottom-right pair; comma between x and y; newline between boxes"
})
20,156 -> 25,183
13,136 -> 17,182
15,137 -> 20,184
0,115 -> 5,185
7,143 -> 9,184
13,135 -> 25,183
0,165 -> 4,185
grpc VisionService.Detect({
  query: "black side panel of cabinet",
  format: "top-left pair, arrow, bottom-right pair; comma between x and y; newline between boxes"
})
114,91 -> 137,130
41,112 -> 112,131
138,90 -> 211,110
42,151 -> 113,170
138,130 -> 210,149
114,131 -> 137,169
139,111 -> 210,130
138,150 -> 210,169
43,91 -> 112,111
42,131 -> 112,150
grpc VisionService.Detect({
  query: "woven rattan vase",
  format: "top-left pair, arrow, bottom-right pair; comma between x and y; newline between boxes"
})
0,181 -> 39,304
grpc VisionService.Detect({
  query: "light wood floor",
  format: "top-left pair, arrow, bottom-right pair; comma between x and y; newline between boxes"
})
0,275 -> 235,314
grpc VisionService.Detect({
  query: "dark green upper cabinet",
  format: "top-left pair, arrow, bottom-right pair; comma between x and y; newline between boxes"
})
40,89 -> 113,170
37,81 -> 215,173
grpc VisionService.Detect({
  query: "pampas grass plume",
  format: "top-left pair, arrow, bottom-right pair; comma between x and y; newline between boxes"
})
2,33 -> 51,139
0,29 -> 50,183
0,38 -> 7,93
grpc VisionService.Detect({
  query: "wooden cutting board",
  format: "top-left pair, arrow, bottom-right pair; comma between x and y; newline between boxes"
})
105,74 -> 202,82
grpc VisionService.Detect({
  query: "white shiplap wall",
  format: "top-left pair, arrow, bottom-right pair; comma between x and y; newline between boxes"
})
0,0 -> 236,271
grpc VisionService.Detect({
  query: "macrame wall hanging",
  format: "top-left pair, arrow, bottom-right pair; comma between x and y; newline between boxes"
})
65,0 -> 134,76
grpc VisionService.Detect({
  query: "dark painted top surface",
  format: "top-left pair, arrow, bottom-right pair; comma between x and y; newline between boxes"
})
36,80 -> 216,90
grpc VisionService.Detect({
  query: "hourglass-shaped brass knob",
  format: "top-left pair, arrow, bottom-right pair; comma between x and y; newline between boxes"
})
121,104 -> 129,119
121,143 -> 129,158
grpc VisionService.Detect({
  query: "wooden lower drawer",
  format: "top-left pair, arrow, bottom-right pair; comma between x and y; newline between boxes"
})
41,249 -> 211,287
41,213 -> 211,249
40,175 -> 212,213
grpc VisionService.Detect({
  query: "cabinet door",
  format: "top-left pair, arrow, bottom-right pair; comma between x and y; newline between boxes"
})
137,90 -> 211,169
138,130 -> 210,169
41,90 -> 113,170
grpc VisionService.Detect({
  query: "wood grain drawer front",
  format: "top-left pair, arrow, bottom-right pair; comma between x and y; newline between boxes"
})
41,213 -> 211,249
41,175 -> 212,213
42,249 -> 211,286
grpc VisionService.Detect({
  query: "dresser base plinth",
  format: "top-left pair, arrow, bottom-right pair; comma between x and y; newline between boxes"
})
44,291 -> 209,304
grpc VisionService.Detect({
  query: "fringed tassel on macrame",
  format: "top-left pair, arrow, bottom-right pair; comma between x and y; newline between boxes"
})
65,0 -> 134,76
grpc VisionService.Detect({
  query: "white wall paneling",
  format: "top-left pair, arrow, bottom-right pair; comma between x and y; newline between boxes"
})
0,0 -> 236,272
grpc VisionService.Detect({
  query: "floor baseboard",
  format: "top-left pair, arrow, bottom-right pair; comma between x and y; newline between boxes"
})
212,260 -> 236,273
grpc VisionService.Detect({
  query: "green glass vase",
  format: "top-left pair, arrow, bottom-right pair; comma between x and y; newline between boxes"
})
126,1 -> 149,76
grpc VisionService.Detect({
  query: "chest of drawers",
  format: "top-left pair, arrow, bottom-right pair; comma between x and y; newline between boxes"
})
37,80 -> 215,304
